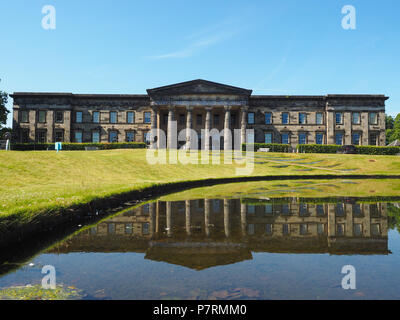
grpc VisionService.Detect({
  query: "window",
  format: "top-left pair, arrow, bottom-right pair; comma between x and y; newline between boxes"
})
36,130 -> 47,143
110,111 -> 117,124
335,112 -> 343,124
352,132 -> 361,145
74,131 -> 83,143
55,130 -> 63,142
265,113 -> 272,124
247,205 -> 255,214
281,133 -> 289,144
93,111 -> 100,123
352,112 -> 360,125
299,113 -> 307,124
55,111 -> 63,123
142,222 -> 150,235
316,133 -> 324,145
299,203 -> 308,216
335,132 -> 343,145
247,224 -> 255,235
75,111 -> 82,123
109,130 -> 118,143
282,204 -> 290,215
265,132 -> 272,144
196,114 -> 202,125
20,110 -> 29,123
317,223 -> 325,235
282,112 -> 289,124
316,204 -> 325,216
265,204 -> 273,215
354,224 -> 363,236
369,133 -> 378,146
298,133 -> 307,145
144,112 -> 151,124
265,224 -> 273,235
127,111 -> 134,124
352,204 -> 362,216
300,224 -> 308,235
92,131 -> 100,143
38,110 -> 46,123
316,113 -> 323,125
213,114 -> 220,126
108,223 -> 116,235
20,129 -> 29,143
126,131 -> 135,142
212,200 -> 220,213
369,112 -> 378,125
371,224 -> 381,236
283,224 -> 289,235
125,223 -> 133,235
337,224 -> 345,236
248,112 -> 255,124
144,131 -> 151,143
335,203 -> 345,216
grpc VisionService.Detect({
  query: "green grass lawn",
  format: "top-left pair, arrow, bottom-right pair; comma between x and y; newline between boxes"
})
0,149 -> 400,217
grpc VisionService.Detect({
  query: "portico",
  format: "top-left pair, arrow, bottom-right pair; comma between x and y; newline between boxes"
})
146,79 -> 252,150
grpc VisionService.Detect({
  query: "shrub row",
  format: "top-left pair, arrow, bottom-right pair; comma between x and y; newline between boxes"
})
11,142 -> 147,151
297,144 -> 400,155
242,143 -> 291,152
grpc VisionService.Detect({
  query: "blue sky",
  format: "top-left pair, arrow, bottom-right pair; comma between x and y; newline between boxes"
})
1,0 -> 399,127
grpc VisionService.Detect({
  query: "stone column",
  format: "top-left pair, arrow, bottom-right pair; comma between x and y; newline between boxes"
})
185,200 -> 191,236
204,107 -> 212,151
150,106 -> 158,149
186,107 -> 193,150
166,201 -> 172,236
224,199 -> 231,238
224,106 -> 231,150
167,106 -> 175,149
241,203 -> 247,236
241,107 -> 248,147
205,199 -> 211,237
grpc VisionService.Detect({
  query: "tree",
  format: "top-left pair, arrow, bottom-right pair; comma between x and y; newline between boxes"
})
0,79 -> 9,130
386,113 -> 400,144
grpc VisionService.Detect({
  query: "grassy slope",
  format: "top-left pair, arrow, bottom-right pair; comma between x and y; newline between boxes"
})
0,149 -> 400,216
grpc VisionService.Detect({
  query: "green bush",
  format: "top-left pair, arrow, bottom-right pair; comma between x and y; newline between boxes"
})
297,144 -> 400,155
242,143 -> 290,152
11,142 -> 147,151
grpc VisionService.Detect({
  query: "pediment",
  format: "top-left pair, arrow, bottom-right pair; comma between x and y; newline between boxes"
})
147,79 -> 252,97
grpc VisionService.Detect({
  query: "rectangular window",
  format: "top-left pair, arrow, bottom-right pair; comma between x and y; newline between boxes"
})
92,131 -> 100,143
144,131 -> 151,143
36,130 -> 47,143
316,113 -> 323,125
265,132 -> 272,144
108,223 -> 116,235
125,223 -> 133,235
247,224 -> 255,235
38,110 -> 46,123
109,130 -> 118,143
144,112 -> 151,124
93,111 -> 100,123
317,223 -> 325,235
352,133 -> 361,145
127,111 -> 134,124
265,113 -> 272,124
281,133 -> 289,144
369,112 -> 378,125
352,112 -> 360,124
371,224 -> 380,236
335,112 -> 343,124
75,131 -> 83,143
282,112 -> 289,124
299,113 -> 307,124
265,224 -> 273,235
75,111 -> 82,123
55,130 -> 63,142
265,204 -> 273,215
196,114 -> 202,125
283,224 -> 289,235
142,222 -> 150,235
316,204 -> 325,216
298,133 -> 307,145
213,114 -> 220,126
335,132 -> 343,145
316,133 -> 324,145
354,224 -> 363,236
20,110 -> 29,123
55,111 -> 63,123
248,112 -> 255,124
126,131 -> 135,142
110,111 -> 117,124
369,133 -> 378,146
300,224 -> 308,235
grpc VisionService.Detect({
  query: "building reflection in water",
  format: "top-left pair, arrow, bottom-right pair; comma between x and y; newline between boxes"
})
52,199 -> 389,270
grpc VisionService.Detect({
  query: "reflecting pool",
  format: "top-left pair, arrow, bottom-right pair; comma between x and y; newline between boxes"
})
1,180 -> 400,300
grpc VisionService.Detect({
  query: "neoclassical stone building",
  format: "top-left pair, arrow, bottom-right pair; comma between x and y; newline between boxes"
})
11,79 -> 388,149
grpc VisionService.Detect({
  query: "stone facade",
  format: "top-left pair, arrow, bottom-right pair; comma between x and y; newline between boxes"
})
11,79 -> 388,149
